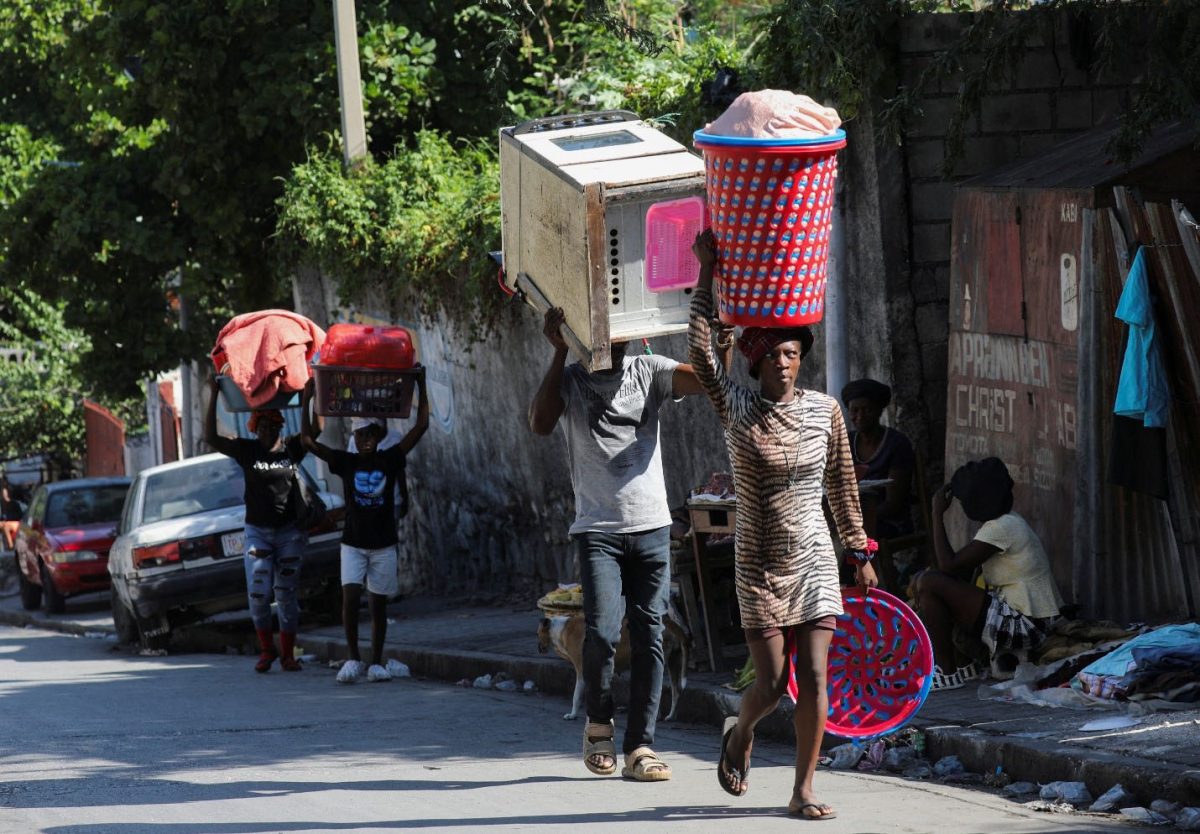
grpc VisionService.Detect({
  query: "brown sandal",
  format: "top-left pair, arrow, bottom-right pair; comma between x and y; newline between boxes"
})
583,721 -> 617,776
622,747 -> 671,782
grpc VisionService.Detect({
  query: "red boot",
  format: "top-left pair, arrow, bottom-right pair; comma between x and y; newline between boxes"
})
255,629 -> 278,673
279,632 -> 302,671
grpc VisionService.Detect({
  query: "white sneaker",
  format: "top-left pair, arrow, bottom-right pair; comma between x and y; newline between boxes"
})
336,659 -> 363,684
930,665 -> 965,692
367,664 -> 392,682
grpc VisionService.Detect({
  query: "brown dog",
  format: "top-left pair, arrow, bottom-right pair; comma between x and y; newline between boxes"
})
537,612 -> 689,722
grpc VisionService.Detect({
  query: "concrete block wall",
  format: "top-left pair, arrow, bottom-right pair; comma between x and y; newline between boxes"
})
888,11 -> 1134,483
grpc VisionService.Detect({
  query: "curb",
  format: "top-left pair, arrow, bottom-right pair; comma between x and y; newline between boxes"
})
0,606 -> 114,638
921,723 -> 1200,806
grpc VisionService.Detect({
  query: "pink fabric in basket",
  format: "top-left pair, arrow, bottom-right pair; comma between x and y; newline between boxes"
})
705,90 -> 842,139
212,310 -> 326,408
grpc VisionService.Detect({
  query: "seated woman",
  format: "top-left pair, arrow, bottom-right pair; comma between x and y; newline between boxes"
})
841,378 -> 915,540
915,457 -> 1064,690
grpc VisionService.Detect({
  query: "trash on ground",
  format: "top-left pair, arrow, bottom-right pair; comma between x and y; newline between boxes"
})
472,674 -> 493,689
1026,800 -> 1079,814
385,659 -> 410,677
932,755 -> 965,777
902,763 -> 933,779
495,679 -> 518,692
1149,800 -> 1182,819
882,746 -> 918,772
826,743 -> 864,770
1089,783 -> 1137,812
1003,781 -> 1039,798
1118,807 -> 1171,825
941,771 -> 983,785
523,680 -> 537,693
299,654 -> 317,663
1038,781 -> 1092,806
83,631 -> 107,639
138,648 -> 167,657
455,678 -> 472,687
1079,715 -> 1142,732
1175,807 -> 1200,831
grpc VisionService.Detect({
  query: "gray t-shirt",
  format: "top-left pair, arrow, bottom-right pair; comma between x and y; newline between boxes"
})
559,354 -> 679,535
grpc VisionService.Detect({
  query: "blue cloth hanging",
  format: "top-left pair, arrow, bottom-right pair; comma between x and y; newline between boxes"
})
1113,248 -> 1170,428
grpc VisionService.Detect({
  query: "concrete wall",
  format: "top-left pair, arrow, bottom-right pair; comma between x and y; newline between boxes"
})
293,267 -> 802,599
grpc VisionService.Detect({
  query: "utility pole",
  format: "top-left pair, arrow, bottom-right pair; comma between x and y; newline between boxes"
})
332,0 -> 368,166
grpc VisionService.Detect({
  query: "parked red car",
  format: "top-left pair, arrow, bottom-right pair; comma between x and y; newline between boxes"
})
15,477 -> 131,613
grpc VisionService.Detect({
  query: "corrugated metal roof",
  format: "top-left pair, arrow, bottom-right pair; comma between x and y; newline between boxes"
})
960,119 -> 1200,191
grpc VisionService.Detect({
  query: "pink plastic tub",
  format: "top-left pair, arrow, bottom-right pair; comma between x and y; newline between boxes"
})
644,196 -> 706,292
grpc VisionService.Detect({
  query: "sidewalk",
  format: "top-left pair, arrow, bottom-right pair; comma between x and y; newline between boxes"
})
2,586 -> 1197,808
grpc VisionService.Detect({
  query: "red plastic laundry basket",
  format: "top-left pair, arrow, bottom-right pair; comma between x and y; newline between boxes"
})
818,588 -> 934,740
693,129 -> 846,327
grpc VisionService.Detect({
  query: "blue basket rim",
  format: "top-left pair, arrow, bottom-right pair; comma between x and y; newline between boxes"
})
693,128 -> 846,148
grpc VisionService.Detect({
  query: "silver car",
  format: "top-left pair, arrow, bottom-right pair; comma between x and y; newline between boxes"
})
108,453 -> 344,649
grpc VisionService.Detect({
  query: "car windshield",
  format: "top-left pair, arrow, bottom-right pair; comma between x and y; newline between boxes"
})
142,458 -> 246,524
44,485 -> 129,528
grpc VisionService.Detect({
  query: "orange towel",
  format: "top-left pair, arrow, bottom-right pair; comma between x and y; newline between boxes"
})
212,310 -> 326,408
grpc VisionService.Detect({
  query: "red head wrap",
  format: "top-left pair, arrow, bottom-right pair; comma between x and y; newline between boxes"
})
736,327 -> 815,378
247,409 -> 285,433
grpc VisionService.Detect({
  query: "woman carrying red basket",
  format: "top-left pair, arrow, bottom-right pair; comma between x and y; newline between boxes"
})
688,230 -> 876,821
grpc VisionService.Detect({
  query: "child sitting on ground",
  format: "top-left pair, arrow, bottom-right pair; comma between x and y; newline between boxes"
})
914,456 -> 1064,690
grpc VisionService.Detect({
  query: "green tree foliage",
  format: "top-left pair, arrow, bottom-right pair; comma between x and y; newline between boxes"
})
0,287 -> 91,462
0,1 -> 437,399
276,133 -> 502,340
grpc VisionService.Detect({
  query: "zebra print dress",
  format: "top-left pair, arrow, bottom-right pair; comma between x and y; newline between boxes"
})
688,288 -> 869,628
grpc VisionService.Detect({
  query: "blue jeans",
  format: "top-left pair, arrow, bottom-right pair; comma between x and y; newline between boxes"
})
243,524 -> 306,633
574,527 -> 671,754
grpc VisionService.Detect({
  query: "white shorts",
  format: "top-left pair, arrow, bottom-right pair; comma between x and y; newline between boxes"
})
340,544 -> 399,597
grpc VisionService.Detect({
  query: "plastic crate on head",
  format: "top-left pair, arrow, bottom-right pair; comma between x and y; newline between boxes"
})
311,364 -> 420,419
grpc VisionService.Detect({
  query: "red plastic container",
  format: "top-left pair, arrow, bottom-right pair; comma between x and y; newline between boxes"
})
693,129 -> 846,327
321,323 -> 415,369
794,588 -> 934,740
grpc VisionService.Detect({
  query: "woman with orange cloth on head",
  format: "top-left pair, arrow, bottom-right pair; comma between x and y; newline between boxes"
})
205,377 -> 313,674
688,230 -> 876,821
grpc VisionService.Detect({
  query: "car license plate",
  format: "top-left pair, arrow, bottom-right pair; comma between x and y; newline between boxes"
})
221,532 -> 245,557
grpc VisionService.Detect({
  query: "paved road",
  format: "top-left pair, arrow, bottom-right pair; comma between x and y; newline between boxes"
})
0,624 -> 1130,834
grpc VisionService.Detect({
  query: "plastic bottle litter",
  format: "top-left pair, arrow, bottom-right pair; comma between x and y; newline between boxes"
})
1089,783 -> 1136,812
1039,781 -> 1092,806
1175,807 -> 1200,831
472,674 -> 493,689
932,755 -> 965,777
1003,781 -> 1039,798
385,659 -> 410,678
495,679 -> 519,692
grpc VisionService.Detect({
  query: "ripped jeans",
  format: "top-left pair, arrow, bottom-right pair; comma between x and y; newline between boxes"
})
243,524 -> 306,633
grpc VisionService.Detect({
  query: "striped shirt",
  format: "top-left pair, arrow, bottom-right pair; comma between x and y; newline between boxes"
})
688,289 -> 868,628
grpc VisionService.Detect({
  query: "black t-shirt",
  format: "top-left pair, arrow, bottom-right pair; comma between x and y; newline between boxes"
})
228,436 -> 307,529
326,445 -> 406,549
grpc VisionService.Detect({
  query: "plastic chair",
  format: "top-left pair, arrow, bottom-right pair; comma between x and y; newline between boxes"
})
874,454 -> 931,595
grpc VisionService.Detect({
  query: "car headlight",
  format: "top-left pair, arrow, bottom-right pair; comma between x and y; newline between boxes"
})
48,549 -> 103,563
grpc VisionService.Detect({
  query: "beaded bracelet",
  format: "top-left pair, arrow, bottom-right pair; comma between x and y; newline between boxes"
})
845,538 -> 879,564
